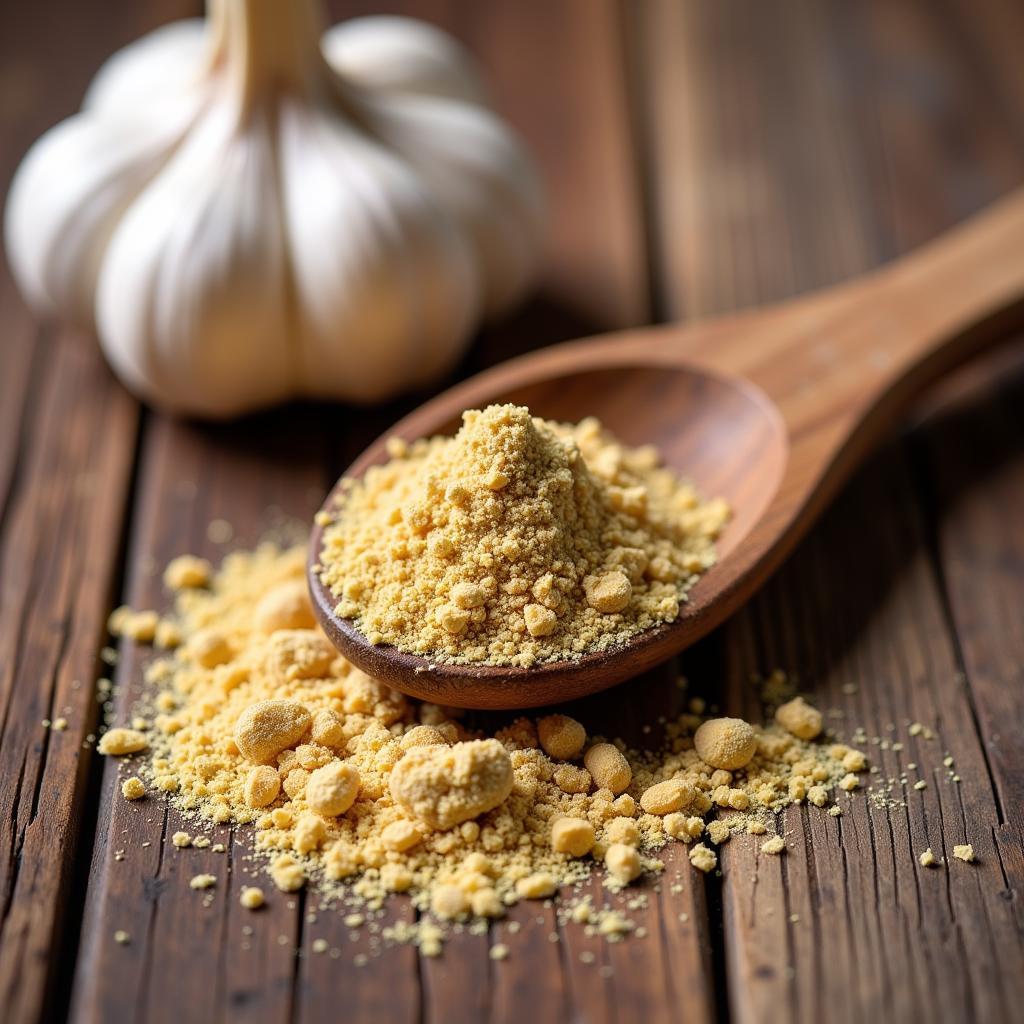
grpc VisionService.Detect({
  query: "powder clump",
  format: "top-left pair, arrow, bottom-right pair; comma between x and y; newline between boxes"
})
389,739 -> 513,829
316,405 -> 729,667
694,717 -> 757,770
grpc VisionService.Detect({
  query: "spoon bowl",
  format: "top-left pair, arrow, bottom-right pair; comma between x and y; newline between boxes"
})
309,363 -> 787,707
310,188 -> 1024,708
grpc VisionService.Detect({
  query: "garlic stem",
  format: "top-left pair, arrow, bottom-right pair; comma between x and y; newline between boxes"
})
212,0 -> 330,115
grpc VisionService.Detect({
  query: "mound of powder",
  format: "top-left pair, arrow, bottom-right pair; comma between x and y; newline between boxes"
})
315,404 -> 730,667
102,544 -> 873,956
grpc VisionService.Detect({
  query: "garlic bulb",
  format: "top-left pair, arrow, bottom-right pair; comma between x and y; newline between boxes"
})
4,0 -> 543,417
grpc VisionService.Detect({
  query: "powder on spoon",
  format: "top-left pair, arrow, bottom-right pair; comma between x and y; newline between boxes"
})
315,404 -> 730,667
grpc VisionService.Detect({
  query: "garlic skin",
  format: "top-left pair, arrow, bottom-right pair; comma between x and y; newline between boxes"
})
3,1 -> 543,417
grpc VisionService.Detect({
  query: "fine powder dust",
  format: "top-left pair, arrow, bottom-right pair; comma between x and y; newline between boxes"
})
315,404 -> 730,666
104,543 -> 879,956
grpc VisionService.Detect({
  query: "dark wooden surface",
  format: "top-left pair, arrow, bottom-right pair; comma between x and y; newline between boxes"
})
1,2 -> 1022,1022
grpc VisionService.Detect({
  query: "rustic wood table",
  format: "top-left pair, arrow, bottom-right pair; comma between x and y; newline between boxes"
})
2,2 -> 1022,1022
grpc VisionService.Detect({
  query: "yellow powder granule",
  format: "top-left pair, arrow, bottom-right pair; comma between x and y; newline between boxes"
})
665,814 -> 704,842
271,855 -> 305,892
154,621 -> 183,649
807,785 -> 828,808
551,818 -> 596,857
306,762 -> 360,816
109,608 -> 159,643
537,715 -> 586,760
240,887 -> 265,909
953,844 -> 975,863
382,820 -> 423,853
761,835 -> 786,855
584,743 -> 632,794
694,718 -> 757,770
689,844 -> 717,873
605,817 -> 641,846
234,700 -> 311,764
605,844 -> 642,884
121,543 -> 887,955
316,405 -> 729,667
774,697 -> 823,740
254,580 -> 318,634
98,728 -> 148,756
163,555 -> 212,591
640,779 -> 694,815
189,874 -> 216,890
919,849 -> 938,867
389,739 -> 513,829
114,930 -> 130,945
121,777 -> 146,801
516,872 -> 558,899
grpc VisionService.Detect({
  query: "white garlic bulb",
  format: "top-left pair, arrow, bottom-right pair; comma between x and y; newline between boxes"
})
4,0 -> 543,417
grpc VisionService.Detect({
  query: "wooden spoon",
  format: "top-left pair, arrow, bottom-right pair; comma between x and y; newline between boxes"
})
309,188 -> 1024,709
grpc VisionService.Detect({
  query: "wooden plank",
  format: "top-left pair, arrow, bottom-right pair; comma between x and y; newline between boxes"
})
719,449 -> 1022,1023
916,348 -> 1024,885
0,1 -> 200,1020
634,0 -> 1024,1021
70,409 -> 428,1024
0,331 -> 137,1024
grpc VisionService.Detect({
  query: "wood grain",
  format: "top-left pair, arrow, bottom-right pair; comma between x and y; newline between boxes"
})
0,1 -> 193,1020
70,409 -> 421,1024
634,2 -> 1024,1022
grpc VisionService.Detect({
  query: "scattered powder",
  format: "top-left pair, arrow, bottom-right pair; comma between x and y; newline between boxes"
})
919,848 -> 938,867
761,836 -> 786,855
190,874 -> 217,890
315,405 -> 729,667
105,544 -> 883,956
953,844 -> 975,863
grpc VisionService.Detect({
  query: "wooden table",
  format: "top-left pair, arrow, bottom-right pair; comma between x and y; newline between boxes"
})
2,2 -> 1022,1022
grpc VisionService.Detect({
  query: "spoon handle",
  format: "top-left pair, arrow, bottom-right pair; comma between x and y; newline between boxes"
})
684,186 -> 1024,440
655,186 -> 1024,603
